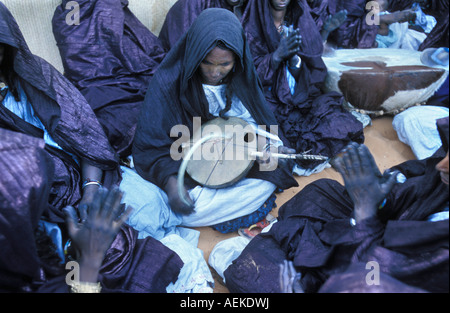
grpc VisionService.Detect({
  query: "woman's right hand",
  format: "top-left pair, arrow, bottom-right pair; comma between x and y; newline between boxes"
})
164,175 -> 195,215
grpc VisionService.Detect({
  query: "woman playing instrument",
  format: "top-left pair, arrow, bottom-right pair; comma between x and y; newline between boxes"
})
241,0 -> 365,175
120,8 -> 298,238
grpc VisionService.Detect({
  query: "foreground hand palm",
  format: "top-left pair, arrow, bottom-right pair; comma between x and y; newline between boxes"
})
64,187 -> 133,262
331,143 -> 398,222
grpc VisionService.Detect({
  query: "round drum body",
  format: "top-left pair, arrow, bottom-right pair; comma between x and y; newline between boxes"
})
323,48 -> 449,114
184,117 -> 257,188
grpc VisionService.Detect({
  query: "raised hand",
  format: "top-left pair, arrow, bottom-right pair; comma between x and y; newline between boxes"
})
331,143 -> 399,223
272,26 -> 302,69
64,187 -> 133,282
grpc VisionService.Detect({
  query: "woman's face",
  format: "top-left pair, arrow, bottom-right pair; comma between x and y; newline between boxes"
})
436,151 -> 449,185
199,46 -> 235,86
270,0 -> 291,11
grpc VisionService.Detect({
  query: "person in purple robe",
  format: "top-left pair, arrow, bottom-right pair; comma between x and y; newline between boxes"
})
52,0 -> 167,158
240,0 -> 364,173
306,0 -> 348,44
158,0 -> 248,51
1,2 -> 119,223
305,0 -> 380,48
129,8 -> 298,231
0,129 -> 183,293
0,3 -> 184,292
224,116 -> 449,293
387,0 -> 449,50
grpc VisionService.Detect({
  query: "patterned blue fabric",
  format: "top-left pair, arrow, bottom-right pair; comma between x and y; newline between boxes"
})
211,193 -> 277,233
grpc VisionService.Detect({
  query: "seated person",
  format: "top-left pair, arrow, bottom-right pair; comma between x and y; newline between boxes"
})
224,117 -> 449,293
158,0 -> 248,51
373,0 -> 428,50
393,105 -> 449,160
306,0 -> 348,44
0,3 -> 189,293
388,0 -> 449,51
1,2 -> 119,224
52,0 -> 167,158
119,8 -> 298,241
241,0 -> 364,175
0,128 -> 184,293
326,0 -> 380,49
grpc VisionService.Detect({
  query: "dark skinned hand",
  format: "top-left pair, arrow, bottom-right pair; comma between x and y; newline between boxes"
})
323,9 -> 348,33
63,187 -> 133,282
164,175 -> 195,215
331,143 -> 399,223
257,145 -> 296,171
396,9 -> 417,23
272,26 -> 302,69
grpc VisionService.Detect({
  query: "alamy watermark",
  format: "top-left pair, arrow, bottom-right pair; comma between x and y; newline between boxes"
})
65,1 -> 80,25
366,1 -> 382,26
365,261 -> 381,286
169,117 -> 281,171
65,260 -> 80,285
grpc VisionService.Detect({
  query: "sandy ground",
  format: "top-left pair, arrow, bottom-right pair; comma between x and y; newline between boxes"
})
193,115 -> 417,293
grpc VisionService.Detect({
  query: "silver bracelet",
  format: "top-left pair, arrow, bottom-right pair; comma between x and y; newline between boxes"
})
82,179 -> 102,190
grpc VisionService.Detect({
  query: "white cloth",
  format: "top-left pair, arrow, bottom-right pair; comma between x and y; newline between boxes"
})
120,167 -> 215,293
162,234 -> 214,293
393,105 -> 449,159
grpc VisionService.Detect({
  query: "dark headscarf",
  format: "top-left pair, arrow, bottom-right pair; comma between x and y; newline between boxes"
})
52,0 -> 166,157
133,8 -> 297,190
158,0 -> 243,51
0,3 -> 120,221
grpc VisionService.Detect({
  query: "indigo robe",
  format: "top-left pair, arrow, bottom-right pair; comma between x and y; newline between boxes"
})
0,129 -> 183,293
133,8 -> 298,191
1,2 -> 119,223
307,0 -> 379,48
52,0 -> 166,157
225,117 -> 449,293
241,0 -> 364,169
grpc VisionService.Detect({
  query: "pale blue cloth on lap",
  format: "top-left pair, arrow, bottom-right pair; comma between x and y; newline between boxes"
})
393,106 -> 449,159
